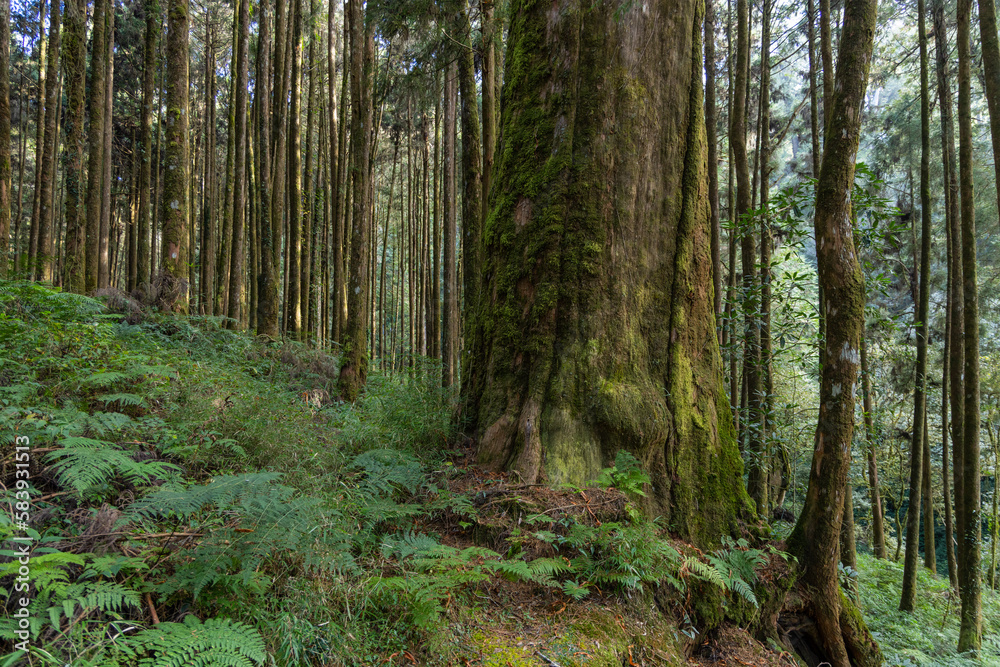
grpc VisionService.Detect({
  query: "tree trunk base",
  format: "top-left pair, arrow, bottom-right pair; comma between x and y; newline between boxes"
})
776,585 -> 882,667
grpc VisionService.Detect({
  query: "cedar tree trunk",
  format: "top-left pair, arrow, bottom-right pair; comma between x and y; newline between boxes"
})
467,0 -> 752,546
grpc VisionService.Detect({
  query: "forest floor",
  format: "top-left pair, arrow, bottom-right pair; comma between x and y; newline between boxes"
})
0,280 -> 998,667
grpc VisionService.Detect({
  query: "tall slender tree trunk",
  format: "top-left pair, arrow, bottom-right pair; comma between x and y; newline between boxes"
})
60,0 -> 87,292
13,79 -> 27,273
759,0 -> 774,521
861,331 -> 887,558
932,0 -> 961,590
430,75 -> 441,361
337,0 -> 374,401
957,0 -> 982,649
734,0 -> 763,514
455,2 -> 483,412
99,13 -> 114,288
0,0 -> 10,277
36,0 -> 61,282
226,0 -> 249,327
706,0 -> 721,324
326,2 -> 340,343
257,0 -> 280,338
482,0 -> 496,232
333,14 -> 350,344
29,0 -> 47,277
85,0 -> 108,292
160,0 -> 190,311
441,63 -> 457,389
902,0 -> 934,609
286,0 -> 303,334
786,0 -> 881,663
726,0 -> 738,431
270,0 -> 291,327
301,0 -> 319,339
200,11 -> 216,313
138,0 -> 157,290
930,0 -> 963,595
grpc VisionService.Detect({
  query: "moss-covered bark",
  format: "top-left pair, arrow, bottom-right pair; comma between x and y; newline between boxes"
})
85,0 -> 107,293
337,0 -> 374,402
160,0 -> 189,312
35,0 -> 60,282
466,0 -> 752,547
60,0 -> 87,293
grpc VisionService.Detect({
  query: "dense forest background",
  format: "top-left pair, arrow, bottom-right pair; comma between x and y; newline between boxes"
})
1,0 -> 1000,663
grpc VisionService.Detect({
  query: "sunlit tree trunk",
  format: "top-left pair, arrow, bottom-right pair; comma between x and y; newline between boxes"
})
786,0 -> 881,663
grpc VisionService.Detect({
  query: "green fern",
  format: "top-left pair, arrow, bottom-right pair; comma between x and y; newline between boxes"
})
44,580 -> 142,632
348,448 -> 426,497
108,615 -> 266,667
125,473 -> 357,600
683,556 -> 728,590
45,437 -> 179,494
96,393 -> 148,408
123,472 -> 285,522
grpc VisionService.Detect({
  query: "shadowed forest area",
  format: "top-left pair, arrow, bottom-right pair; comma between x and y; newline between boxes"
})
1,0 -> 1000,664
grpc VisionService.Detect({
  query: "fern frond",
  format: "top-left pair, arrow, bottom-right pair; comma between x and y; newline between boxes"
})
728,577 -> 758,607
684,556 -> 727,589
123,472 -> 285,523
46,437 -> 179,494
113,615 -> 266,667
96,393 -> 147,407
85,371 -> 131,388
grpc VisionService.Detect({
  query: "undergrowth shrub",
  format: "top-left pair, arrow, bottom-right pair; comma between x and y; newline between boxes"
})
856,554 -> 1000,666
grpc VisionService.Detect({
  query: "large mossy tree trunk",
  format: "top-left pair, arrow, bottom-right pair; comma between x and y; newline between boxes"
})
466,0 -> 752,547
785,0 -> 882,664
